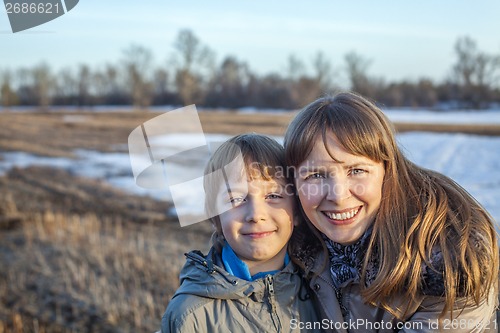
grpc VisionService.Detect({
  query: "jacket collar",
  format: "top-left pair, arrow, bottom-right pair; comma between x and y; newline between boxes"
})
221,242 -> 290,281
174,248 -> 297,301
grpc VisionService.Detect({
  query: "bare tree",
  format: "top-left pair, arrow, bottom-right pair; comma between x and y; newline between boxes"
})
172,29 -> 215,105
152,68 -> 174,105
285,54 -> 307,108
344,51 -> 376,97
0,70 -> 18,107
415,79 -> 437,107
122,44 -> 154,109
312,51 -> 333,91
92,64 -> 126,105
76,64 -> 92,106
26,63 -> 55,109
103,64 -> 126,104
206,56 -> 252,108
286,54 -> 305,81
452,36 -> 500,108
255,73 -> 293,109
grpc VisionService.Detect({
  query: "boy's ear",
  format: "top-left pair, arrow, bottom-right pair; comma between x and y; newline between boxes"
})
210,217 -> 224,236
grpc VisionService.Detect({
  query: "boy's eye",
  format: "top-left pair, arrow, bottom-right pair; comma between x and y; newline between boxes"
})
229,196 -> 246,206
304,172 -> 325,180
266,193 -> 283,200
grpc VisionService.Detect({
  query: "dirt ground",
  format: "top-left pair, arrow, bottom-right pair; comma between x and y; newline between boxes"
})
1,109 -> 498,157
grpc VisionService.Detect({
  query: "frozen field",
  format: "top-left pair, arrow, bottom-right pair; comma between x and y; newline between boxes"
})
385,108 -> 500,125
397,132 -> 500,225
1,108 -> 500,227
1,130 -> 499,228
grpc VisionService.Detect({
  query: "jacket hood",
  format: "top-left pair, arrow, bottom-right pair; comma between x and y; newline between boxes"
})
173,249 -> 280,301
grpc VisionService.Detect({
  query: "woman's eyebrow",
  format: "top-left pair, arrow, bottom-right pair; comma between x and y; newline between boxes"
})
296,165 -> 326,175
343,162 -> 375,168
297,161 -> 375,174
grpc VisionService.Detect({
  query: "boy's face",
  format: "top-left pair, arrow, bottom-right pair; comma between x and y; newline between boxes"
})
218,175 -> 295,274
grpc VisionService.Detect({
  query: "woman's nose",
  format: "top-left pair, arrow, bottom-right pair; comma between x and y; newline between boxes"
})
325,177 -> 351,203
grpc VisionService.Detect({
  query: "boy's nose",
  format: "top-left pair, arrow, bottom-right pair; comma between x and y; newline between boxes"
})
245,200 -> 267,223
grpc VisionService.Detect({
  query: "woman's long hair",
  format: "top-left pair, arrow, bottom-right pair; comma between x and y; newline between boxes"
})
284,91 -> 499,318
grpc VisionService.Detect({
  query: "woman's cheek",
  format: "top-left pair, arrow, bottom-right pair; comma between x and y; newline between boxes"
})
298,183 -> 322,203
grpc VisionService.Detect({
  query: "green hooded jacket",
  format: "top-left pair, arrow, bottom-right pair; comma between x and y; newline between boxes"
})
161,248 -> 322,333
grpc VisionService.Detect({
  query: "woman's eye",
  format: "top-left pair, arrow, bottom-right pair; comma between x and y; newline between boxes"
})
350,168 -> 366,176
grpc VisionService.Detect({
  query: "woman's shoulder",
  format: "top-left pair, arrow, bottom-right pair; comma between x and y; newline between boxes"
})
420,228 -> 493,297
420,246 -> 447,296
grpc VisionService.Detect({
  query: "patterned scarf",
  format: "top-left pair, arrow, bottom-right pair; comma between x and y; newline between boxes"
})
323,227 -> 452,316
323,228 -> 373,315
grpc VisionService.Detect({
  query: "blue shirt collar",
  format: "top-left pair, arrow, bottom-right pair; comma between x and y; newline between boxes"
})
221,242 -> 290,281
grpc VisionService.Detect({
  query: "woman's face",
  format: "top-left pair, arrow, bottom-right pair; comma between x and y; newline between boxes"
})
295,133 -> 385,245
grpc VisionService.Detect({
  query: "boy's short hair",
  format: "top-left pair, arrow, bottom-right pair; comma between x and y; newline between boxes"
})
203,133 -> 292,252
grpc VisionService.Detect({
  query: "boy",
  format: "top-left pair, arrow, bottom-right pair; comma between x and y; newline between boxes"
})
161,133 -> 320,332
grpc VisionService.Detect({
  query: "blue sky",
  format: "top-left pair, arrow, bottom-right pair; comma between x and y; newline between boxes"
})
1,0 -> 499,83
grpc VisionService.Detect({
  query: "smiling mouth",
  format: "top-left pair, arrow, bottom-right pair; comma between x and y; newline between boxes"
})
323,207 -> 361,222
243,231 -> 275,239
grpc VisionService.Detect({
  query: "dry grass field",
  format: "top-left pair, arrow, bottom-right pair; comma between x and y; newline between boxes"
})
1,108 -> 499,332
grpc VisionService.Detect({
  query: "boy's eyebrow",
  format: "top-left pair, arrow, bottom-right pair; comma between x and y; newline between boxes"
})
264,183 -> 286,192
248,179 -> 287,191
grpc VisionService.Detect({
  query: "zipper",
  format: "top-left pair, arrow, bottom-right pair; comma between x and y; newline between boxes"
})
265,275 -> 282,332
316,273 -> 350,322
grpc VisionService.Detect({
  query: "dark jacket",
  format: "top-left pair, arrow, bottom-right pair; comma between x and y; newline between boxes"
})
302,249 -> 498,333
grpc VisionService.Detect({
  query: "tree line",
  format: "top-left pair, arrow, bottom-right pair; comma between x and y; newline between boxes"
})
1,30 -> 500,110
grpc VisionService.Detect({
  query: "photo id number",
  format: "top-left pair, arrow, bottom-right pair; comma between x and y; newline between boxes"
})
5,2 -> 60,14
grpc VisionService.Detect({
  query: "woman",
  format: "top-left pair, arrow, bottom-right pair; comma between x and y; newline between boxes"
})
284,92 -> 498,332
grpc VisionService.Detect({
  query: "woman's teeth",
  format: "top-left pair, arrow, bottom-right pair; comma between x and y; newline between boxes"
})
325,208 -> 359,220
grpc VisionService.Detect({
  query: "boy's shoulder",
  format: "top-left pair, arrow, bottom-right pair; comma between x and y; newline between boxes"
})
162,292 -> 214,332
164,290 -> 211,319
